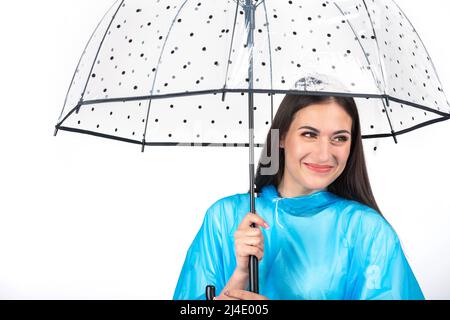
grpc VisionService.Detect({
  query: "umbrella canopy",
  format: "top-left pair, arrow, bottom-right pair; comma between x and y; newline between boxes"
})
55,0 -> 450,149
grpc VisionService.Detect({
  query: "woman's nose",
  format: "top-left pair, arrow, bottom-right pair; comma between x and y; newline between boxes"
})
315,138 -> 331,161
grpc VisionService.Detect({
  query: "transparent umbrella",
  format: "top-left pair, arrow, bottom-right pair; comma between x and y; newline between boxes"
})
54,0 -> 450,299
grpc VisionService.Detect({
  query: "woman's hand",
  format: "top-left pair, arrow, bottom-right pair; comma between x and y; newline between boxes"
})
234,212 -> 269,275
216,212 -> 268,300
214,289 -> 269,300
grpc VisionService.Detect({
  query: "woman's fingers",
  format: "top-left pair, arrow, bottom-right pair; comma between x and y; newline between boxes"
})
238,212 -> 269,230
236,245 -> 263,260
235,242 -> 264,256
239,236 -> 263,247
233,212 -> 268,271
234,232 -> 264,250
234,227 -> 262,239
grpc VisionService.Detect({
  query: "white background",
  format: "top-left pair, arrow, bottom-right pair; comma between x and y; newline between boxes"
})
0,0 -> 449,299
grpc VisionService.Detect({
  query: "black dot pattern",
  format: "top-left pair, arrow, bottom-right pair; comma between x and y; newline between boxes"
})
58,0 -> 449,147
62,91 -> 272,145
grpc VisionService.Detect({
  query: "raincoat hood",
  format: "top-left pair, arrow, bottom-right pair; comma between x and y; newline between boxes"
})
260,184 -> 342,217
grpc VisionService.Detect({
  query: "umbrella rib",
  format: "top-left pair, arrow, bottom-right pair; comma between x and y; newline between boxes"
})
362,113 -> 450,139
333,3 -> 382,92
334,2 -> 398,143
57,126 -> 142,145
56,125 -> 266,148
361,0 -> 388,93
362,0 -> 401,143
77,0 -> 125,110
55,0 -> 125,129
232,0 -> 245,9
387,96 -> 449,116
221,0 -> 241,101
261,0 -> 274,123
255,0 -> 265,9
142,0 -> 190,152
391,0 -> 449,106
386,114 -> 450,136
56,0 -> 122,127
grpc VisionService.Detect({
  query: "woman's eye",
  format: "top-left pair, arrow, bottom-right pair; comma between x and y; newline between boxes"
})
302,132 -> 316,138
334,136 -> 349,142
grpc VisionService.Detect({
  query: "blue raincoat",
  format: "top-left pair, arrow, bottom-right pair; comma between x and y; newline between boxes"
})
173,184 -> 424,300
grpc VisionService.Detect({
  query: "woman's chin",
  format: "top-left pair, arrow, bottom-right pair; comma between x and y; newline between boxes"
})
300,173 -> 332,190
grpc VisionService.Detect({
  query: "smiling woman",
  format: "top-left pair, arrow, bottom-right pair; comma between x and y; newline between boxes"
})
256,94 -> 380,214
173,93 -> 425,300
277,97 -> 354,199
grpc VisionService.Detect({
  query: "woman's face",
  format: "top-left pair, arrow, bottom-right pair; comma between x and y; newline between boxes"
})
279,100 -> 353,196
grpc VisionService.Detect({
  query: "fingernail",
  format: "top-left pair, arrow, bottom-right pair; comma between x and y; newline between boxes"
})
263,222 -> 270,229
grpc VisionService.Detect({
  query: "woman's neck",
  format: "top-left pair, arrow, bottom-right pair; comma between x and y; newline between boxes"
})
277,178 -> 325,198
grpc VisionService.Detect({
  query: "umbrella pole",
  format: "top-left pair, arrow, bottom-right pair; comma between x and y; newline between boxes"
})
245,0 -> 259,294
247,102 -> 259,294
206,1 -> 258,300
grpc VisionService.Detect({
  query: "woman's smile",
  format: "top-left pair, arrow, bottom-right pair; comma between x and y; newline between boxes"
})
304,162 -> 334,174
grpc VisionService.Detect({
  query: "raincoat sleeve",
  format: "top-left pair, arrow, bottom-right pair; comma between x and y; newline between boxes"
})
348,211 -> 425,300
172,200 -> 226,300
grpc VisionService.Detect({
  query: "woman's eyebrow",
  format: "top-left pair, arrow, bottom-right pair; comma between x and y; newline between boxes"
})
298,126 -> 351,135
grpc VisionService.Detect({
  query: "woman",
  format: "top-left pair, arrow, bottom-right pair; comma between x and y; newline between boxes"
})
172,93 -> 425,300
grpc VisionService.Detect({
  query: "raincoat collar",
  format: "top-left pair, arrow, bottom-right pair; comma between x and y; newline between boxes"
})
260,184 -> 341,217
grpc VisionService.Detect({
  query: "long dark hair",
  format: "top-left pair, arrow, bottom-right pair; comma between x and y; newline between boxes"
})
254,94 -> 383,216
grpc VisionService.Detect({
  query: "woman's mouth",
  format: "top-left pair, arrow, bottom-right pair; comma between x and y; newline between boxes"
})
304,163 -> 334,174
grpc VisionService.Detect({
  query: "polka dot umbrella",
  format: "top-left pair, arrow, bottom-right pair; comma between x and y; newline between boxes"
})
54,0 -> 450,299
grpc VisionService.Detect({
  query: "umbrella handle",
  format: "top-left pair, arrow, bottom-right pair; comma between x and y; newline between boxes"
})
205,253 -> 259,300
206,285 -> 216,300
249,254 -> 259,293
